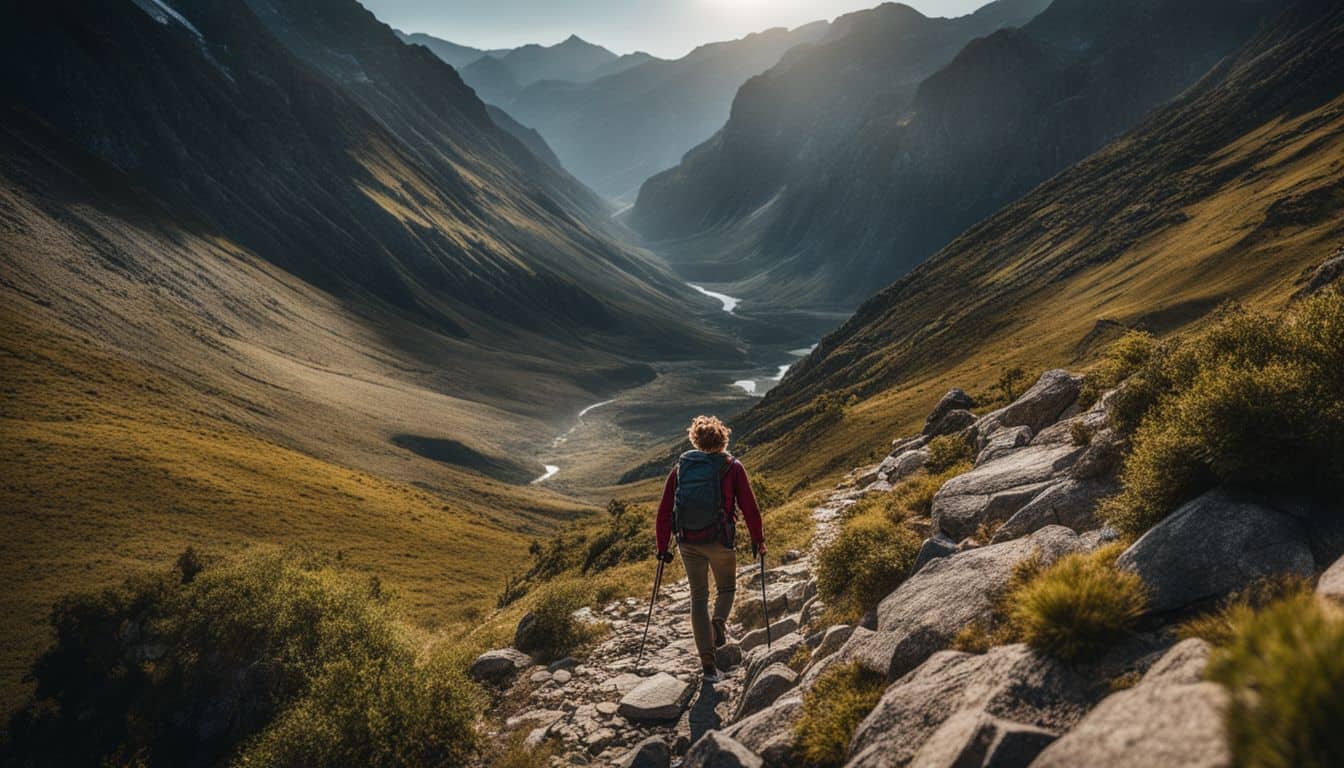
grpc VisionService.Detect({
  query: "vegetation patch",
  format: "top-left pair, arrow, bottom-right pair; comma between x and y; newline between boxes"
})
794,662 -> 886,768
925,434 -> 974,474
1099,292 -> 1344,535
890,462 -> 973,518
515,581 -> 605,663
1177,575 -> 1312,646
816,506 -> 922,622
2,548 -> 481,767
1007,544 -> 1147,662
1207,591 -> 1344,768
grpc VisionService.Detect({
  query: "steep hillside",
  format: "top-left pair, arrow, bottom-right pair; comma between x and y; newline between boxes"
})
735,0 -> 1344,485
0,0 -> 734,706
632,0 -> 1281,308
491,23 -> 834,200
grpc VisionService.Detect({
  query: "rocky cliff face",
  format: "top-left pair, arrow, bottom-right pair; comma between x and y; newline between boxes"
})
631,0 -> 1281,307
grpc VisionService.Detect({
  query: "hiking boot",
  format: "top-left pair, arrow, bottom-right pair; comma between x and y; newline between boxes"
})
700,652 -> 722,683
712,618 -> 728,649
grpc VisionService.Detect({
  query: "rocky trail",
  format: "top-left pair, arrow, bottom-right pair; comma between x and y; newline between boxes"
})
472,368 -> 1344,767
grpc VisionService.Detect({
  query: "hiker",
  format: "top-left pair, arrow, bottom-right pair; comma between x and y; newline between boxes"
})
656,415 -> 764,682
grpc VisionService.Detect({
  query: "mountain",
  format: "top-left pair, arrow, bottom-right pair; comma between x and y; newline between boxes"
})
452,35 -> 658,103
0,0 -> 734,703
733,0 -> 1344,483
487,104 -> 567,171
489,23 -> 835,200
393,29 -> 508,69
631,0 -> 1282,307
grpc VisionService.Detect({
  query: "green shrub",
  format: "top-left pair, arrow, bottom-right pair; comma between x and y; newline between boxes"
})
816,509 -> 922,619
1177,575 -> 1312,647
1078,331 -> 1158,408
1006,544 -> 1147,662
2,549 -> 480,768
949,553 -> 1044,653
1101,292 -> 1344,536
516,582 -> 602,662
925,435 -> 973,474
1207,592 -> 1344,768
582,500 -> 651,574
794,662 -> 886,768
996,365 -> 1029,403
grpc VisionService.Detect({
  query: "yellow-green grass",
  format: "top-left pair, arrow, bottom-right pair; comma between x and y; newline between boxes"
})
795,662 -> 887,768
0,309 -> 594,709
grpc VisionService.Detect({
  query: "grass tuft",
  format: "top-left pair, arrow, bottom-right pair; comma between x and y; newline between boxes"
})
794,662 -> 886,768
1007,544 -> 1147,662
516,581 -> 604,663
816,507 -> 922,622
1207,592 -> 1344,768
925,435 -> 974,474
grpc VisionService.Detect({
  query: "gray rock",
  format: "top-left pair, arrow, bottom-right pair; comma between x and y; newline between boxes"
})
530,669 -> 553,684
1318,553 -> 1344,605
891,434 -> 931,456
586,727 -> 617,755
800,595 -> 825,627
812,624 -> 854,663
740,615 -> 799,653
848,645 -> 1098,767
468,647 -> 531,683
913,535 -> 959,574
924,389 -> 977,433
932,445 -> 1083,540
553,669 -> 573,684
926,408 -> 978,438
744,632 -> 805,688
781,549 -> 804,564
735,663 -> 798,720
883,449 -> 931,484
1031,640 -> 1229,768
684,731 -> 763,768
514,611 -> 538,651
548,657 -> 579,672
992,370 -> 1082,434
1116,489 -> 1316,612
617,736 -> 671,768
596,701 -> 620,716
910,710 -> 1056,768
617,673 -> 694,723
724,696 -> 804,767
1069,428 -> 1126,480
976,425 -> 1034,465
991,479 -> 1116,543
716,641 -> 744,670
849,527 -> 1086,681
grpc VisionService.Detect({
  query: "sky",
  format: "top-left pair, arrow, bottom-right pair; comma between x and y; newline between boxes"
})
362,0 -> 991,59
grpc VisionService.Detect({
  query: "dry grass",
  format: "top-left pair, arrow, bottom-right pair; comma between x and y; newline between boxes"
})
794,662 -> 886,768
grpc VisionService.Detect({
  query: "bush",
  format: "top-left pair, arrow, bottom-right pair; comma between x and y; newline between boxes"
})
2,549 -> 481,767
1078,331 -> 1158,408
1207,592 -> 1344,768
794,662 -> 886,768
1101,292 -> 1344,535
816,508 -> 922,620
997,365 -> 1029,403
516,582 -> 602,662
1177,575 -> 1312,647
582,500 -> 650,574
1006,544 -> 1147,662
925,435 -> 973,474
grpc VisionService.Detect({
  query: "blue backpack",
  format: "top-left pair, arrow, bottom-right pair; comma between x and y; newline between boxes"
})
673,450 -> 731,538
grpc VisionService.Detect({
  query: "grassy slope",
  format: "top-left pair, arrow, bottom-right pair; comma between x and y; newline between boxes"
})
736,0 -> 1344,489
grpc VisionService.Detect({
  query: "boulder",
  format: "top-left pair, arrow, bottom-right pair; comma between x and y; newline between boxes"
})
847,527 -> 1086,681
847,645 -> 1098,767
891,434 -> 930,457
910,710 -> 1057,768
992,370 -> 1082,434
926,408 -> 978,438
1116,489 -> 1316,613
812,624 -> 854,663
684,731 -> 762,768
740,615 -> 799,653
1318,553 -> 1344,605
1031,640 -> 1230,768
991,479 -> 1116,544
883,448 -> 931,484
514,611 -> 538,651
1069,428 -> 1126,480
715,641 -> 744,670
932,445 -> 1083,540
617,673 -> 694,723
744,632 -> 805,688
913,535 -> 958,574
976,425 -> 1034,465
468,648 -> 531,683
924,389 -> 977,435
734,663 -> 797,721
617,736 -> 671,768
723,695 -> 804,767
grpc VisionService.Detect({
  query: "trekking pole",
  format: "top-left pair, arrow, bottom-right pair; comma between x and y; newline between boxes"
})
759,550 -> 772,651
635,559 -> 665,672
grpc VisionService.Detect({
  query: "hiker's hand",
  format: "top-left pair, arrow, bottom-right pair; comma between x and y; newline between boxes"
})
656,550 -> 674,563
753,541 -> 766,559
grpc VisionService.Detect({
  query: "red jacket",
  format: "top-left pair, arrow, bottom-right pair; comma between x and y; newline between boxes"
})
656,455 -> 763,553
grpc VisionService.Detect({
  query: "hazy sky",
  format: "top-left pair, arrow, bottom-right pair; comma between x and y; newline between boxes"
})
363,0 -> 991,59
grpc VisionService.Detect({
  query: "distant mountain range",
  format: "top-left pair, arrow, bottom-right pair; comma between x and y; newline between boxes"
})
735,0 -> 1344,479
630,0 -> 1283,307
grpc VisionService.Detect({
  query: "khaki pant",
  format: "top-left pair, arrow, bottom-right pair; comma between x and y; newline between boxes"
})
677,539 -> 737,656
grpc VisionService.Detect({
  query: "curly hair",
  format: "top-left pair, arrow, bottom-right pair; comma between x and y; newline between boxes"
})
687,415 -> 731,453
